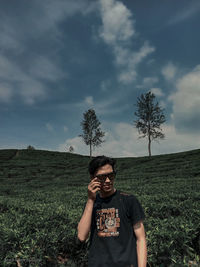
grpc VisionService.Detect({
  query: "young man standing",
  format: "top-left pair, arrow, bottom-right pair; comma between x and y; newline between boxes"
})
77,156 -> 147,267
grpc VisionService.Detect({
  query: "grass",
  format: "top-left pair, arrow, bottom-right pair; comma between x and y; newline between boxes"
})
0,148 -> 200,266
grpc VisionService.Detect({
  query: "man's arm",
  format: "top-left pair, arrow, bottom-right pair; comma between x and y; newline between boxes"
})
77,177 -> 101,242
133,220 -> 147,267
77,198 -> 95,242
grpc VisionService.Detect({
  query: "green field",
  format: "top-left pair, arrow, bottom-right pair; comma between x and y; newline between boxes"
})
0,148 -> 200,266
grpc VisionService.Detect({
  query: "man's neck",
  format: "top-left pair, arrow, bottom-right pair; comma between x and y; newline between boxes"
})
99,188 -> 116,198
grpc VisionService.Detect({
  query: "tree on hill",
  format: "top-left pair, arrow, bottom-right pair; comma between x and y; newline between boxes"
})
134,91 -> 166,156
27,145 -> 35,150
79,108 -> 105,158
69,146 -> 74,153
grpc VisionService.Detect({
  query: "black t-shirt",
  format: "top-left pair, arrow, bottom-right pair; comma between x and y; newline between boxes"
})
88,189 -> 145,267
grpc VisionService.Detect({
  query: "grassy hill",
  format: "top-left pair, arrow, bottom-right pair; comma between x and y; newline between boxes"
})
1,147 -> 199,183
0,148 -> 200,266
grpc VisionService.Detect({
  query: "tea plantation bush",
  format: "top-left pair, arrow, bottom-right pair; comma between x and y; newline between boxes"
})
0,149 -> 200,266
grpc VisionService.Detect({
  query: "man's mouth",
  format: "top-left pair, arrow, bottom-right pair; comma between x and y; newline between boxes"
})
103,184 -> 112,188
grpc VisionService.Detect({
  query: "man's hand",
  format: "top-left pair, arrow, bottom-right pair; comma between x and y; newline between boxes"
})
88,177 -> 101,201
77,178 -> 100,242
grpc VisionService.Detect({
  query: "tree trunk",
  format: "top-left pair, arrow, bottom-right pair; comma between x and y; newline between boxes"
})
90,142 -> 92,158
148,135 -> 151,157
148,120 -> 151,157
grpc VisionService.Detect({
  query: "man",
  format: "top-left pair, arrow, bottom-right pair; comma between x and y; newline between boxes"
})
77,155 -> 147,267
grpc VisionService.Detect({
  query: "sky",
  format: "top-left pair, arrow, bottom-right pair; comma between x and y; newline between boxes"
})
0,0 -> 200,157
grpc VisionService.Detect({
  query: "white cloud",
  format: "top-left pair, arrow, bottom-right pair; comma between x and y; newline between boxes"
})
42,0 -> 97,21
0,22 -> 23,53
129,42 -> 155,66
74,93 -> 129,116
0,0 -> 98,52
58,121 -> 200,157
114,45 -> 129,66
96,99 -> 129,115
58,122 -> 145,157
29,56 -> 65,82
153,123 -> 200,154
63,126 -> 68,133
100,80 -> 111,92
0,55 -> 24,81
98,0 -> 155,84
116,43 -> 155,84
159,100 -> 166,109
117,42 -> 155,84
147,58 -> 155,65
143,76 -> 158,87
150,88 -> 164,97
20,80 -> 47,105
85,96 -> 94,106
136,76 -> 158,90
46,123 -> 54,132
0,1 -> 96,105
0,54 -> 47,105
99,0 -> 135,45
162,62 -> 177,81
118,70 -> 137,84
169,65 -> 200,133
0,83 -> 13,103
58,136 -> 88,155
167,2 -> 200,26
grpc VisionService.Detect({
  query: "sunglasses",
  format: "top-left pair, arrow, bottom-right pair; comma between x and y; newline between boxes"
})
95,171 -> 116,183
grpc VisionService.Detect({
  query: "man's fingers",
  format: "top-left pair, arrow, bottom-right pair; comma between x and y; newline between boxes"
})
88,182 -> 101,191
89,185 -> 100,192
93,187 -> 100,193
88,177 -> 101,200
89,181 -> 100,188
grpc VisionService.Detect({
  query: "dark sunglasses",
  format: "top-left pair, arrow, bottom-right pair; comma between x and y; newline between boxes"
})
95,171 -> 116,183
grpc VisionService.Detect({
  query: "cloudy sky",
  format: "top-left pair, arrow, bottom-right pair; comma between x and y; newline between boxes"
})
1,0 -> 200,157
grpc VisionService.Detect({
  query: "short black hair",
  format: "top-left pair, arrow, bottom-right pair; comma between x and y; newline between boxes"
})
88,155 -> 116,177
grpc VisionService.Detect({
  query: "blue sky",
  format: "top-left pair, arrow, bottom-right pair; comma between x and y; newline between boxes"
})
1,0 -> 200,157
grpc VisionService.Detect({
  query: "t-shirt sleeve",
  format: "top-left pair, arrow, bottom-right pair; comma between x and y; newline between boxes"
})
125,195 -> 145,226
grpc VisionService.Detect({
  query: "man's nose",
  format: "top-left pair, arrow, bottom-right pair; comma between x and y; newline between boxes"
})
105,177 -> 111,182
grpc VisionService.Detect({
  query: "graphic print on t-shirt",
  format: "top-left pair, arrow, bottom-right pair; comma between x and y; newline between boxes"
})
96,207 -> 120,237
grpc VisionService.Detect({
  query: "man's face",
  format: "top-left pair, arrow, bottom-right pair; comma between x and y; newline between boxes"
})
94,164 -> 115,193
